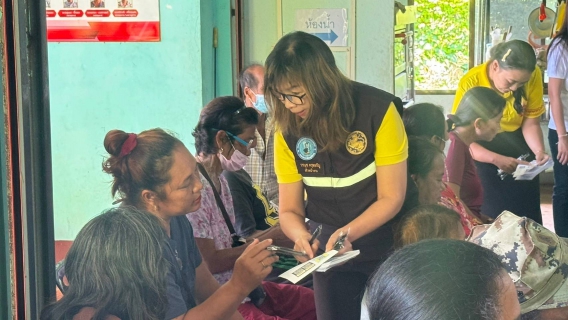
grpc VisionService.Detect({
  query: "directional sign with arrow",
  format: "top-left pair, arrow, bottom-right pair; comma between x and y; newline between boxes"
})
310,29 -> 338,44
296,8 -> 347,47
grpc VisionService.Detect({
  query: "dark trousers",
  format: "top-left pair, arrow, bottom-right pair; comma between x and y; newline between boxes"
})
549,129 -> 568,237
312,268 -> 368,320
476,129 -> 542,223
476,161 -> 542,224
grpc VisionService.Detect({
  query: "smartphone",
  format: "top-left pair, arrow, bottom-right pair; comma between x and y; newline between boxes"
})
266,245 -> 308,257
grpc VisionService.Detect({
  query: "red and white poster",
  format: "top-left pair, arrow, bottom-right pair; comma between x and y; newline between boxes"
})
46,0 -> 160,42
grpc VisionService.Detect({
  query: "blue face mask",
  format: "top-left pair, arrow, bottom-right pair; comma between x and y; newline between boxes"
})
253,94 -> 268,114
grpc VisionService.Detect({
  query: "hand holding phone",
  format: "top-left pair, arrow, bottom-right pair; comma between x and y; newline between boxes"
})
266,245 -> 308,258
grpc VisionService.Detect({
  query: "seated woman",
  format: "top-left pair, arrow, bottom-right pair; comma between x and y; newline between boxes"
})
446,87 -> 506,222
365,239 -> 521,320
396,204 -> 465,248
221,129 -> 303,281
189,96 -> 316,320
404,103 -> 483,235
408,136 -> 446,206
98,128 -> 277,319
41,207 -> 169,320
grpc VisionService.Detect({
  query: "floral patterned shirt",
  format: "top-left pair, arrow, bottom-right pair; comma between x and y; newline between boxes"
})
439,186 -> 482,237
186,172 -> 235,285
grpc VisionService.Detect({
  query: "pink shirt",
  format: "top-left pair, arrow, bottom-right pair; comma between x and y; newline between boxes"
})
186,172 -> 235,285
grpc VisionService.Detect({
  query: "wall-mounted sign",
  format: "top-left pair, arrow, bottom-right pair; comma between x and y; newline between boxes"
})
295,8 -> 348,47
46,0 -> 160,42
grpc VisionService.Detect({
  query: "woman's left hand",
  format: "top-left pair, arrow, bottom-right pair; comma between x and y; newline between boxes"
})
535,151 -> 550,166
325,228 -> 353,256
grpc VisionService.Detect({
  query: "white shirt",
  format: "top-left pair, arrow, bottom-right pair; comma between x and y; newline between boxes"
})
547,39 -> 568,130
360,291 -> 370,320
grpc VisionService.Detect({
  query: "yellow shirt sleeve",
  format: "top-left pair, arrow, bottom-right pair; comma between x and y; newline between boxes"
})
452,65 -> 484,114
374,103 -> 408,166
274,130 -> 302,184
524,67 -> 545,118
453,76 -> 473,113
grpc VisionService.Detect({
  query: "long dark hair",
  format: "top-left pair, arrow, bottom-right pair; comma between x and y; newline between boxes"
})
548,5 -> 568,78
448,87 -> 506,129
265,31 -> 355,151
403,103 -> 447,139
366,239 -> 507,320
488,40 -> 536,114
102,128 -> 183,206
192,96 -> 258,156
41,207 -> 169,320
408,136 -> 444,178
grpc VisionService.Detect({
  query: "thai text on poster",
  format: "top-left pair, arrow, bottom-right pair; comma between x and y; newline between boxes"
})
46,0 -> 160,42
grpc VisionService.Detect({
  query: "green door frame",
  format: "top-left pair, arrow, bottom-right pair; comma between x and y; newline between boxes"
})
1,0 -> 54,318
0,99 -> 13,318
1,1 -> 13,318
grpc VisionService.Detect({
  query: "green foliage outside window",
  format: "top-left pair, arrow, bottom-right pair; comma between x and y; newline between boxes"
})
415,0 -> 470,90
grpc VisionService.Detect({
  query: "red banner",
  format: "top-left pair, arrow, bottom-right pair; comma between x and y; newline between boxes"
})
46,0 -> 160,42
47,21 -> 160,42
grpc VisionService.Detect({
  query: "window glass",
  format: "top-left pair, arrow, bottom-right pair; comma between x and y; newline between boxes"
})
414,0 -> 470,90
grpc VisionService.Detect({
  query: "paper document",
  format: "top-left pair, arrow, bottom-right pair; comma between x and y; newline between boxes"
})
513,158 -> 553,181
279,250 -> 338,284
316,250 -> 360,272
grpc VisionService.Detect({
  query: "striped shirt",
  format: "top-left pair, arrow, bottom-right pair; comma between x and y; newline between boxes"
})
244,116 -> 279,206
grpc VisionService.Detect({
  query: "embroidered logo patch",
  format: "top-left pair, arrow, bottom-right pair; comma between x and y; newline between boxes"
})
296,137 -> 317,161
346,131 -> 367,155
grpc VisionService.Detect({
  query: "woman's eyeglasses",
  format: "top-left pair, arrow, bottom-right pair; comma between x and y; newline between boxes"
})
433,135 -> 446,143
225,131 -> 255,149
276,92 -> 306,105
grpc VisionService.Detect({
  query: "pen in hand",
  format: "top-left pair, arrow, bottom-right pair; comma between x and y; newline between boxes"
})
309,225 -> 322,246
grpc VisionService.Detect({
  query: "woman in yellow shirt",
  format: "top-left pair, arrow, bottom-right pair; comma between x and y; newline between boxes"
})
452,40 -> 549,223
264,31 -> 410,320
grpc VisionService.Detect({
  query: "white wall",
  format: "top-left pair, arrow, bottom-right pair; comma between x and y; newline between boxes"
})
415,94 -> 455,114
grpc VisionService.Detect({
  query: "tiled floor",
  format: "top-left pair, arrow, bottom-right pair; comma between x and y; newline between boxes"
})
541,184 -> 554,232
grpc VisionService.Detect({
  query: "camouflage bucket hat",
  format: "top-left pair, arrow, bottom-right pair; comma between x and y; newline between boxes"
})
467,211 -> 568,313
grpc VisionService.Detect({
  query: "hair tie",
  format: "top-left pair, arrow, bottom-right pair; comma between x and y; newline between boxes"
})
119,133 -> 138,157
501,49 -> 512,62
234,106 -> 247,114
447,114 -> 460,130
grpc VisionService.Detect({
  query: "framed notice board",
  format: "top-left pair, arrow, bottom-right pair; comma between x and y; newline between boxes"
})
276,0 -> 356,79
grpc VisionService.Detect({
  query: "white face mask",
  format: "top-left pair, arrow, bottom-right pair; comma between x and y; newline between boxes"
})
219,145 -> 248,171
